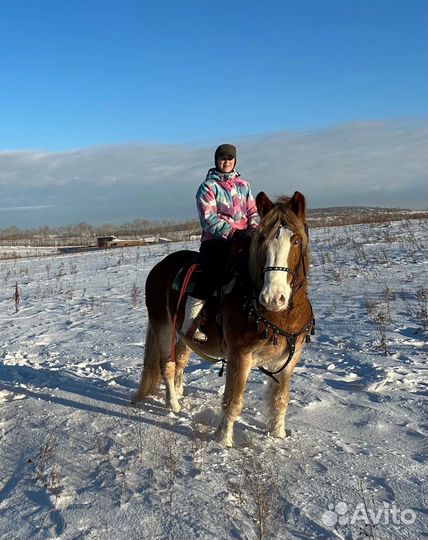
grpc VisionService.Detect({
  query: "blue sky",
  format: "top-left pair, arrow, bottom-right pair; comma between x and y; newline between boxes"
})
1,0 -> 426,151
0,1 -> 426,227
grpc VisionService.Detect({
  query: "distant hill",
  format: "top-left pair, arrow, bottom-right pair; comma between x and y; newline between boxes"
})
307,206 -> 427,227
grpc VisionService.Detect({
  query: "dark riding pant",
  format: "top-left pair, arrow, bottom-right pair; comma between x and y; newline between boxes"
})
190,240 -> 231,299
192,238 -> 250,299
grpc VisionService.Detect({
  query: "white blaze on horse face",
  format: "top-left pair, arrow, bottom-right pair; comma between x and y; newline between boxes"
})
259,227 -> 293,312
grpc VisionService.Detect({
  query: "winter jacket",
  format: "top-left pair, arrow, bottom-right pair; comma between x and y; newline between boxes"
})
196,168 -> 259,241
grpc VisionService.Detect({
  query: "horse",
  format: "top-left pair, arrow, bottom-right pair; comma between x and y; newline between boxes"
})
134,191 -> 314,447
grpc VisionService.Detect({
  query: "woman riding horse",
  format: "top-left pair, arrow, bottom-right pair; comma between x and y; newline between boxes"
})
182,143 -> 259,342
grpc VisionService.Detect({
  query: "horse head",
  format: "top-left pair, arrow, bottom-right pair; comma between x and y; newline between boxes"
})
250,191 -> 309,312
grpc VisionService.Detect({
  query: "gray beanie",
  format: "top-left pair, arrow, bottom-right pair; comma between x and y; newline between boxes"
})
214,143 -> 237,166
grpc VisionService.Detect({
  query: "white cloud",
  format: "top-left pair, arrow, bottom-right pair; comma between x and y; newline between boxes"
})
0,205 -> 53,212
0,119 -> 426,228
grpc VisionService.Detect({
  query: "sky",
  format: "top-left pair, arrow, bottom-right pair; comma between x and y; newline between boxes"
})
0,0 -> 426,227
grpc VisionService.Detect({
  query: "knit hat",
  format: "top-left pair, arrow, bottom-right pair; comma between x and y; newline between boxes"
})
214,144 -> 237,165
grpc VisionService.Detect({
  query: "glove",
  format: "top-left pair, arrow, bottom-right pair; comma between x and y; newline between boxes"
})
232,228 -> 247,240
232,228 -> 257,240
244,227 -> 257,238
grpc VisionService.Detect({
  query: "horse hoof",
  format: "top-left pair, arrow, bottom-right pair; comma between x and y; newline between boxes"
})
130,393 -> 142,406
214,429 -> 233,448
217,437 -> 233,448
270,428 -> 292,439
168,401 -> 181,414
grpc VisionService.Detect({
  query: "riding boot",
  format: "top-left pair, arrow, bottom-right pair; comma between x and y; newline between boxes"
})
182,296 -> 207,342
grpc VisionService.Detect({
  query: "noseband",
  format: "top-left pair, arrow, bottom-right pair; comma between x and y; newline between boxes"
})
263,266 -> 297,278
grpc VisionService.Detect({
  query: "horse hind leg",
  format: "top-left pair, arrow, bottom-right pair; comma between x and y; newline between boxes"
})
134,320 -> 182,414
173,339 -> 191,398
155,323 -> 183,413
134,320 -> 162,403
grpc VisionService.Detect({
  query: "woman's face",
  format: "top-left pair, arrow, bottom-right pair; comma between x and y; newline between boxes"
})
217,156 -> 235,173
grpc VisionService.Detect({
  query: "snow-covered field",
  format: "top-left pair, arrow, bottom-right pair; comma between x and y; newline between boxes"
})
0,219 -> 427,540
0,246 -> 60,260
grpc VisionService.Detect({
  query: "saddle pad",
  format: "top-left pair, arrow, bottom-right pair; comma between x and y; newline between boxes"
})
172,257 -> 201,295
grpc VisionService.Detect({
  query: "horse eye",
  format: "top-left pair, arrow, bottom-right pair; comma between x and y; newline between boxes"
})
294,237 -> 302,245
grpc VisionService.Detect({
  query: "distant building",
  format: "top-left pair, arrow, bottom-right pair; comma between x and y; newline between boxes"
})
143,237 -> 156,244
97,236 -> 145,248
97,236 -> 118,247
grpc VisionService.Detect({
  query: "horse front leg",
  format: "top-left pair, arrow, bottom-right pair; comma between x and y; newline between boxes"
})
216,353 -> 253,448
268,344 -> 303,438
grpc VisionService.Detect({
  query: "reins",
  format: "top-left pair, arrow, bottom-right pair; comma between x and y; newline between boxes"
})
169,262 -> 198,362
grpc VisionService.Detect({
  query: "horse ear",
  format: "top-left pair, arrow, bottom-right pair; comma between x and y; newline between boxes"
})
289,191 -> 306,220
256,192 -> 274,218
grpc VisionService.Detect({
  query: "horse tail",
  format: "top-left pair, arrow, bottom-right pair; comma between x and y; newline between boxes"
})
134,320 -> 162,401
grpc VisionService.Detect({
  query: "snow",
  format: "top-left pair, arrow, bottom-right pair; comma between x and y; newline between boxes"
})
0,220 -> 427,540
0,246 -> 60,259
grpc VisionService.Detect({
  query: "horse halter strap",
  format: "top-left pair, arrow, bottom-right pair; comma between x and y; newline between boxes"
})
263,266 -> 296,277
263,249 -> 306,291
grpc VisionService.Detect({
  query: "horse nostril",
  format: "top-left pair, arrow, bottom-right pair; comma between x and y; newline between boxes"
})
276,294 -> 286,306
259,292 -> 288,310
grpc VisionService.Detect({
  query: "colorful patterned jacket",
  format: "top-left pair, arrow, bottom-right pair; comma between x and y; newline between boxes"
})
196,168 -> 259,241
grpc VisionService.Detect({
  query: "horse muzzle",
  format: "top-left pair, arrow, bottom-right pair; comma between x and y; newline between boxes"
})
258,290 -> 290,312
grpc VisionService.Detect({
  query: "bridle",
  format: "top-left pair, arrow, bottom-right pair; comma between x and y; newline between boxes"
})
262,251 -> 307,291
263,265 -> 297,278
261,222 -> 309,285
246,222 -> 314,383
257,225 -> 307,310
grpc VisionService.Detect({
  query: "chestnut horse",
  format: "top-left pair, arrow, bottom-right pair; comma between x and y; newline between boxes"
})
134,191 -> 314,447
